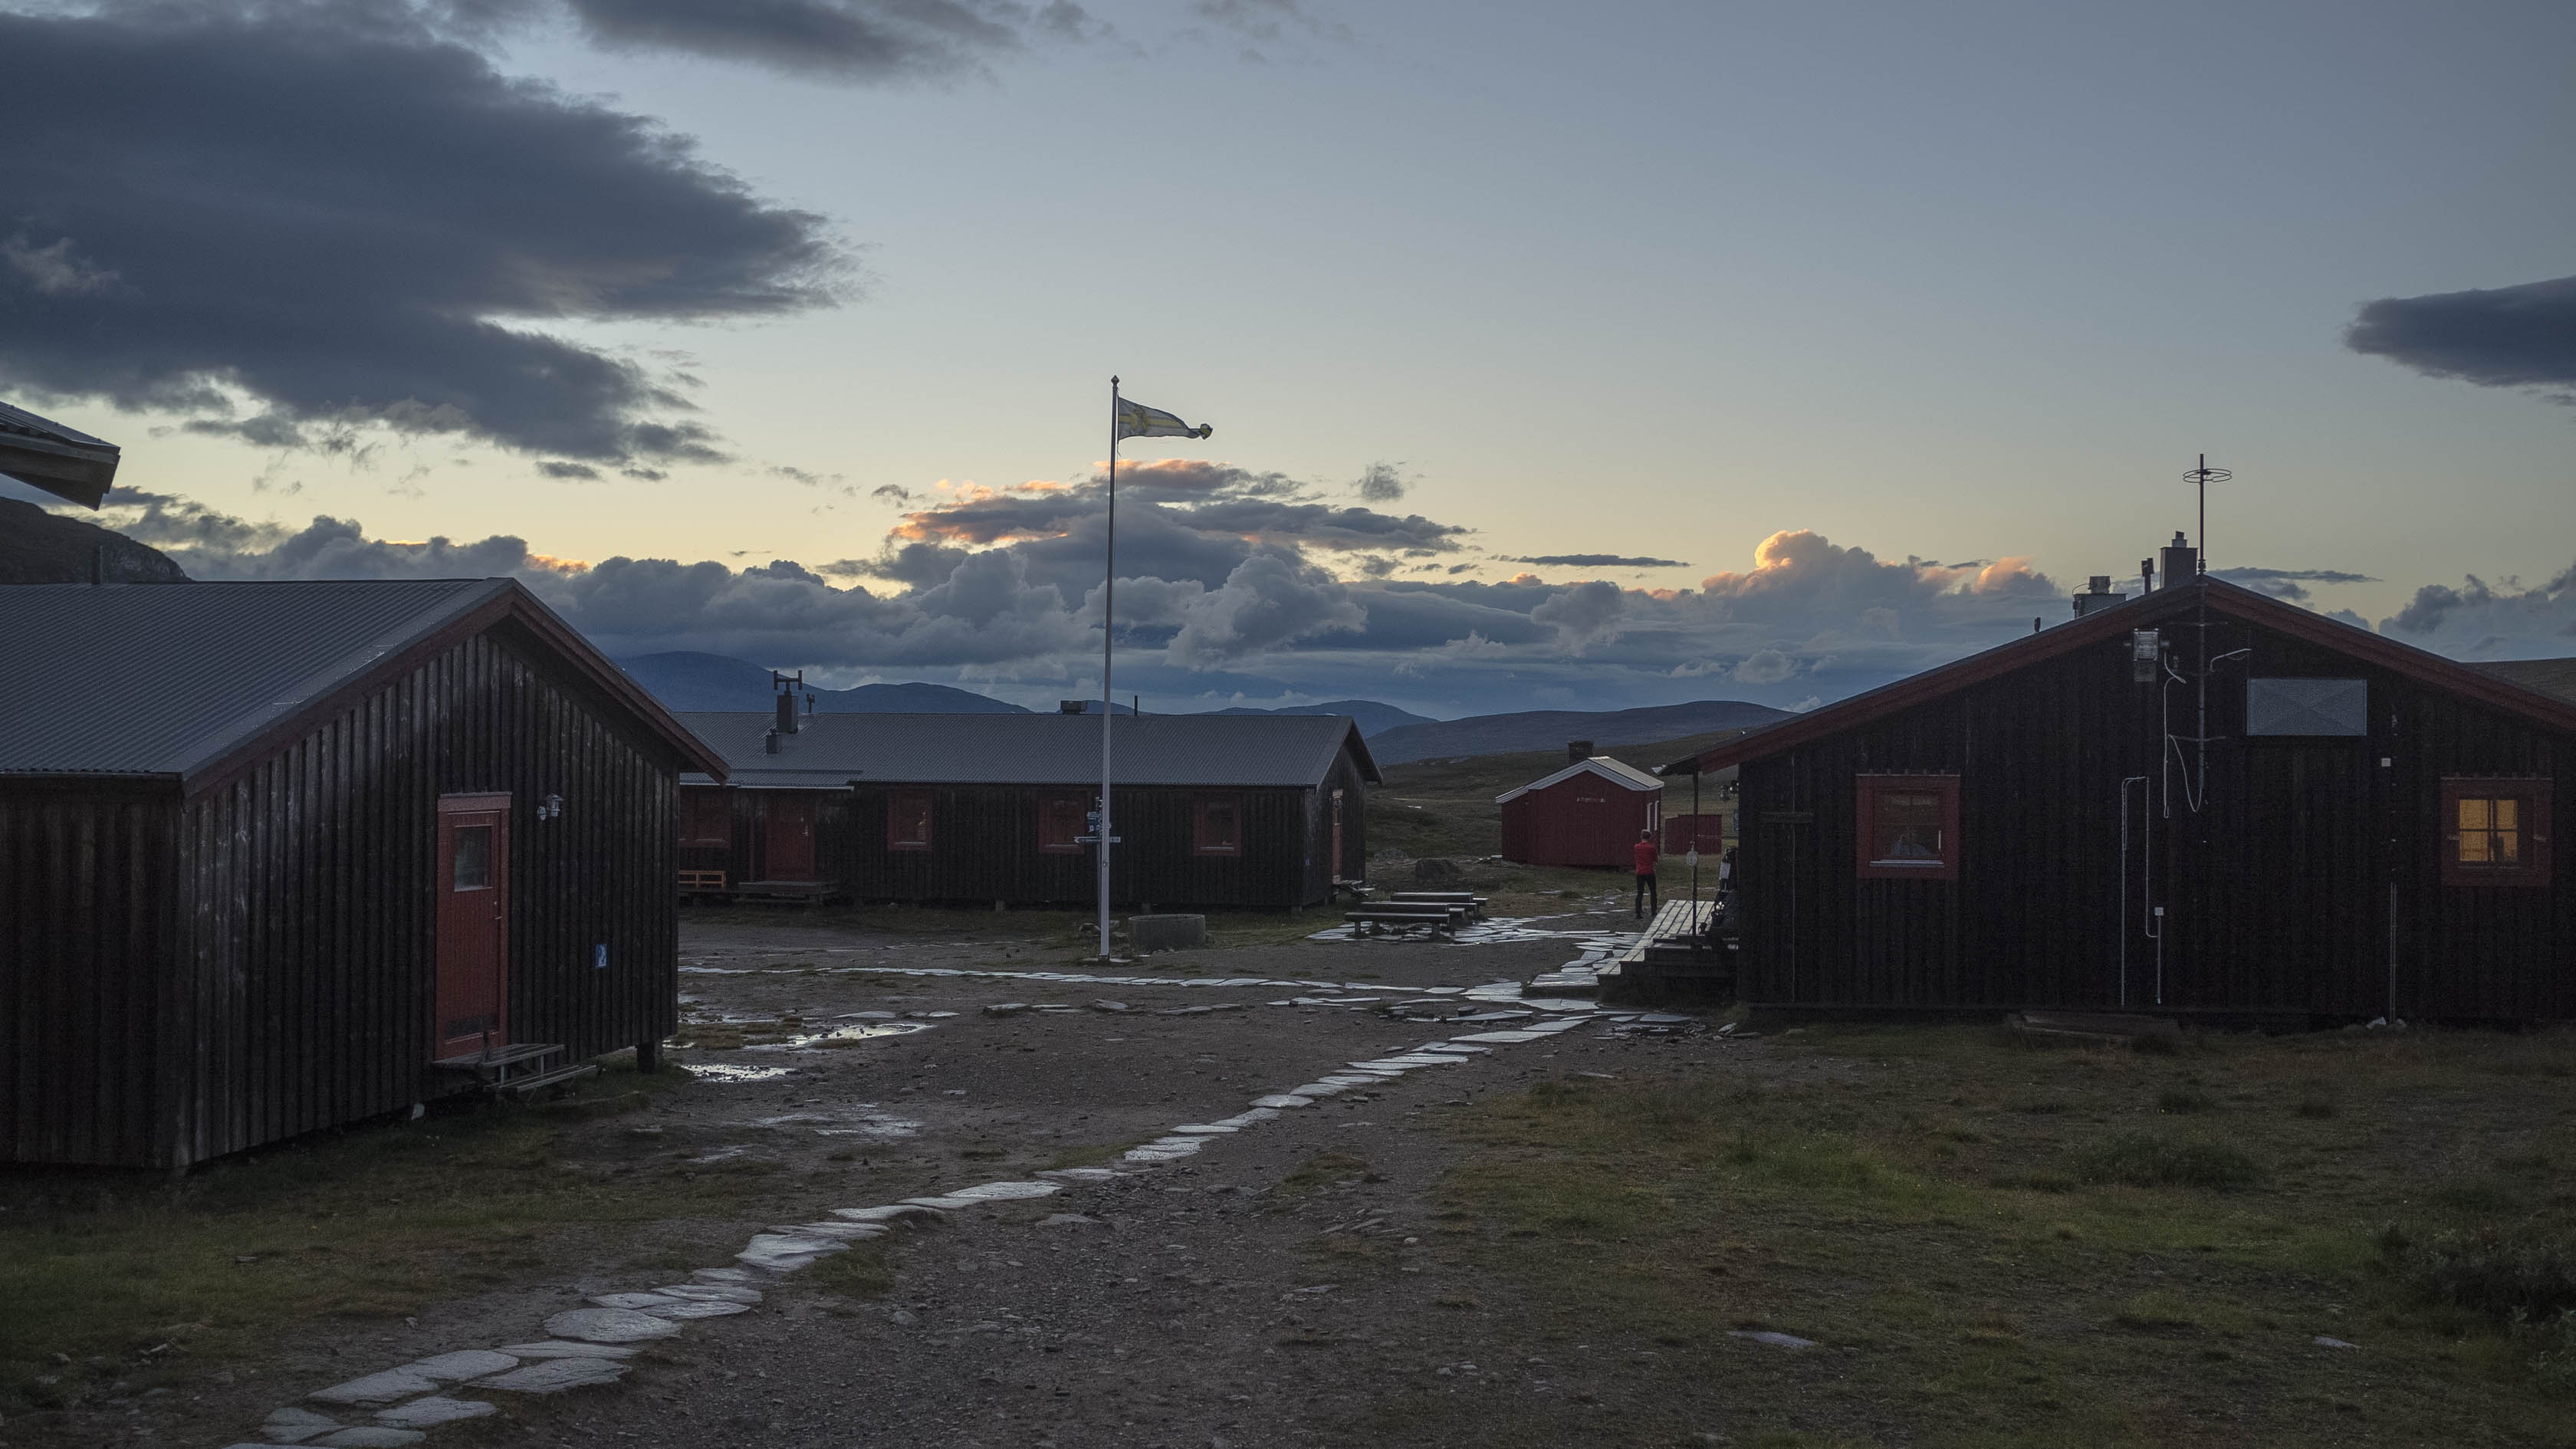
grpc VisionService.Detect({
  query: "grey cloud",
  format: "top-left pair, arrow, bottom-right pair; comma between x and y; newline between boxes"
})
560,0 -> 1038,80
1162,553 -> 1363,664
1355,462 -> 1406,503
2380,563 -> 2576,659
538,461 -> 603,479
2210,565 -> 2377,603
1,8 -> 841,462
1503,553 -> 1688,570
1530,579 -> 1625,656
2348,276 -> 2576,396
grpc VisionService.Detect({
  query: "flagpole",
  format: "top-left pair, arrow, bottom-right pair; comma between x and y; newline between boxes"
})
1098,376 -> 1119,961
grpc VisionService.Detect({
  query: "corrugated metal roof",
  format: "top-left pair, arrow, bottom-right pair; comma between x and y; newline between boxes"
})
0,579 -> 508,779
1495,755 -> 1665,805
2475,657 -> 2576,707
675,711 -> 1379,789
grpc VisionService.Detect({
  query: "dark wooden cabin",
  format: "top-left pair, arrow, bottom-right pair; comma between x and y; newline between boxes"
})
1497,755 -> 1664,868
1675,573 -> 2576,1026
0,579 -> 725,1170
675,711 -> 1378,909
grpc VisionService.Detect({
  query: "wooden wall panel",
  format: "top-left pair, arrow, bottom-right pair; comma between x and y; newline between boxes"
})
1736,608 -> 2576,1024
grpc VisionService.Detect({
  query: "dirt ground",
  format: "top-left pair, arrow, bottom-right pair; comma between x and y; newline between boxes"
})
67,902 -> 1756,1449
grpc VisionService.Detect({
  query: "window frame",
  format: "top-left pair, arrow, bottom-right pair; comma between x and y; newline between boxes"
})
1037,792 -> 1089,854
1854,774 -> 1960,882
678,787 -> 731,848
886,789 -> 935,853
2439,777 -> 2551,889
1192,794 -> 1244,858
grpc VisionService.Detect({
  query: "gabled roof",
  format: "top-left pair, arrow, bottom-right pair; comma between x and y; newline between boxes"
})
0,579 -> 725,793
1675,577 -> 2576,775
2476,657 -> 2576,708
0,399 -> 120,509
1495,755 -> 1664,806
677,711 -> 1380,790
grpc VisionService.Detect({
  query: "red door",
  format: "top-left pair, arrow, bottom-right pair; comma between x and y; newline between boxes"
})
764,794 -> 817,880
435,794 -> 511,1060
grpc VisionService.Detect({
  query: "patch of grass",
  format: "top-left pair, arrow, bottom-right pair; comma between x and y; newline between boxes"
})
2295,1096 -> 2338,1119
2154,1086 -> 2216,1115
805,1240 -> 898,1299
0,1064 -> 766,1392
1280,1152 -> 1377,1196
1424,1024 -> 2576,1447
2072,1132 -> 2261,1190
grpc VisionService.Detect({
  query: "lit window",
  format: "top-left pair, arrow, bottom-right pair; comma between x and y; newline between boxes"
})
1194,796 -> 1243,856
887,790 -> 934,852
1855,774 -> 1959,881
1039,794 -> 1088,854
2440,778 -> 2551,888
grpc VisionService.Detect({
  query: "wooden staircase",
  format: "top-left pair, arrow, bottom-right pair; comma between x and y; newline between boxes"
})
433,1042 -> 597,1098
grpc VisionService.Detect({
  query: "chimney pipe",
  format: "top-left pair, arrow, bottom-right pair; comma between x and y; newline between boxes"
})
2160,531 -> 2199,590
2141,557 -> 2156,594
775,692 -> 798,734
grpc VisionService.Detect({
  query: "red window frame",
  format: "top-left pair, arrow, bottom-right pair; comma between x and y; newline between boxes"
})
1855,774 -> 1960,881
678,787 -> 731,847
2439,777 -> 2551,888
1038,793 -> 1088,854
886,790 -> 935,853
1193,795 -> 1244,857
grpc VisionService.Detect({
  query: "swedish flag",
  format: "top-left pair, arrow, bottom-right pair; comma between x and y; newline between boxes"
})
1115,397 -> 1212,441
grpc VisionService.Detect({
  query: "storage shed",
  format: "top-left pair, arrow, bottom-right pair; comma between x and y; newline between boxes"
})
1674,567 -> 2576,1025
0,579 -> 725,1170
1497,756 -> 1664,867
675,711 -> 1378,909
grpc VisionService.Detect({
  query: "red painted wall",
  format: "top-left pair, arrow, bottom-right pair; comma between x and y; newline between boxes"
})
1500,770 -> 1662,868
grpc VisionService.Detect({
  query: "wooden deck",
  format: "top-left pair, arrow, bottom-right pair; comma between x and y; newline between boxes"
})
1602,896 -> 1732,1004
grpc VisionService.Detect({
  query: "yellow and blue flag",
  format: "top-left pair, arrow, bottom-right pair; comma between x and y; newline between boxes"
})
1116,397 -> 1212,441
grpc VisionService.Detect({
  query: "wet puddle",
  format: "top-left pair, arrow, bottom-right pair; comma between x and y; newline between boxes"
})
680,1063 -> 797,1083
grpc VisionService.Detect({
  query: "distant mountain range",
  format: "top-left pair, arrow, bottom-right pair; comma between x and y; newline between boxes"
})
616,652 -> 1032,715
617,650 -> 1785,761
1204,699 -> 1434,737
1362,699 -> 1793,765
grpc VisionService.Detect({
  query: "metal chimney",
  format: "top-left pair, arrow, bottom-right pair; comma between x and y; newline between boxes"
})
2160,531 -> 2199,590
2141,557 -> 2157,594
2072,575 -> 2125,617
1567,740 -> 1594,762
774,692 -> 798,734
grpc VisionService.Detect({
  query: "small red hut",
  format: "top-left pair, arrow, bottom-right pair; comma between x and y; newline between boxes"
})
1497,755 -> 1664,868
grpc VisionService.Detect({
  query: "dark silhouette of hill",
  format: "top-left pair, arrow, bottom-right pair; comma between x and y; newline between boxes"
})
1202,700 -> 1434,737
616,652 -> 1031,714
0,498 -> 186,584
1365,699 -> 1791,766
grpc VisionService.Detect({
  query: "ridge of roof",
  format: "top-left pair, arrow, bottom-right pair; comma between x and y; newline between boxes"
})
675,710 -> 1378,788
1681,578 -> 2576,775
1494,754 -> 1665,805
0,578 -> 726,790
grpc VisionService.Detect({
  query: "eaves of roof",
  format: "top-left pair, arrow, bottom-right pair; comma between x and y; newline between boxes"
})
1494,755 -> 1666,806
1678,577 -> 2576,776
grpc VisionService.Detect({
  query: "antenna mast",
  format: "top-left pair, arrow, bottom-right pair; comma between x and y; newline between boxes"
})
2183,454 -> 2230,573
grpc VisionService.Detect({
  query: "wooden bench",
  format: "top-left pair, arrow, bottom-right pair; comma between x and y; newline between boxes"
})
1387,891 -> 1488,920
1343,903 -> 1467,939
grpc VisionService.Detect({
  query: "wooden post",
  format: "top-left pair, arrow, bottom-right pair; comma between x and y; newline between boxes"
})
636,1039 -> 662,1073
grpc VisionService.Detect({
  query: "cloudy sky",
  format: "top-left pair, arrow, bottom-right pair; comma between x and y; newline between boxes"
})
6,0 -> 2574,716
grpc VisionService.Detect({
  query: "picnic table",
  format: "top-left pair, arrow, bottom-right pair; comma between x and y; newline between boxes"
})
1385,891 -> 1487,920
1342,899 -> 1471,939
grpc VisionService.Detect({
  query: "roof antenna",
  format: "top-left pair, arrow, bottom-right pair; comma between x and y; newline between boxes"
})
2183,454 -> 2230,575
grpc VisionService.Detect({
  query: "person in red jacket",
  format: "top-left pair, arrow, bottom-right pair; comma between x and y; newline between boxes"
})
1632,830 -> 1660,918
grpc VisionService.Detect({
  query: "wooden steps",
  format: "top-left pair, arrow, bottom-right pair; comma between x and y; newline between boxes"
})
432,1042 -> 595,1098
